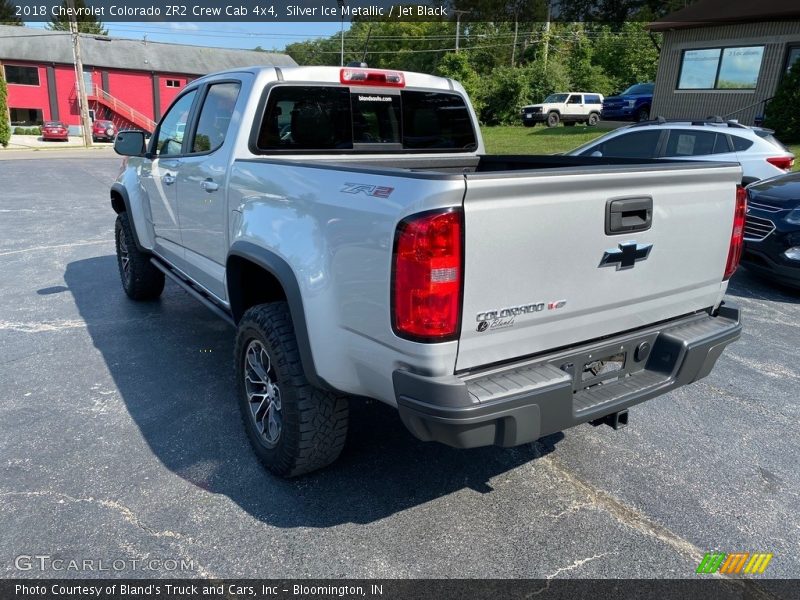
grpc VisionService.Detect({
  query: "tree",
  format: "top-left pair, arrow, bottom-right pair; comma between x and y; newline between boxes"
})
764,61 -> 800,143
1,0 -> 23,25
47,0 -> 108,35
0,66 -> 10,148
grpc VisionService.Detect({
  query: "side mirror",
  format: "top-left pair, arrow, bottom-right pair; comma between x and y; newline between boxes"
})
114,130 -> 147,157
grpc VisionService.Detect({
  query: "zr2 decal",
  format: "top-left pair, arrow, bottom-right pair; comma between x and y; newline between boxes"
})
341,183 -> 395,198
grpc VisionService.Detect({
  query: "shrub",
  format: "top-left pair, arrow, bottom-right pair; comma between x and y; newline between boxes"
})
764,61 -> 800,143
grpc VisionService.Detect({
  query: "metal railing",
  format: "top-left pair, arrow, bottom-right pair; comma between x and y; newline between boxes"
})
75,84 -> 156,131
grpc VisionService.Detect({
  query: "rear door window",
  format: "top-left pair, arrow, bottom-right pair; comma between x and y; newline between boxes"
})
255,86 -> 477,152
663,130 -> 722,156
584,94 -> 601,104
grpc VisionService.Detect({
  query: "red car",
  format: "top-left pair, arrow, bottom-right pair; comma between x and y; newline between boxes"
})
92,120 -> 117,142
41,121 -> 69,142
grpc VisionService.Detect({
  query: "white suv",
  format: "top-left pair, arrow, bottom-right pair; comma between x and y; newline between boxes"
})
520,92 -> 604,128
568,119 -> 795,183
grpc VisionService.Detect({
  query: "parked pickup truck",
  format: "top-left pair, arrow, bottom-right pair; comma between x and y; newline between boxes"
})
111,66 -> 744,477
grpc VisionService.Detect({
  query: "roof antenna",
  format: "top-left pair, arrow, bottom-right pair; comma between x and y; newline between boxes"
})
361,23 -> 372,65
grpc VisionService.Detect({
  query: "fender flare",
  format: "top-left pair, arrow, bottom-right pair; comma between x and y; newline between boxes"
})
227,241 -> 331,391
110,183 -> 147,252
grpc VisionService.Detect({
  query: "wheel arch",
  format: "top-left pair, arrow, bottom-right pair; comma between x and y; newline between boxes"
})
227,241 -> 329,391
110,183 -> 147,252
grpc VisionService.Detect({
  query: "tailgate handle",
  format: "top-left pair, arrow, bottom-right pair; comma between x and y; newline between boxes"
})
606,197 -> 652,235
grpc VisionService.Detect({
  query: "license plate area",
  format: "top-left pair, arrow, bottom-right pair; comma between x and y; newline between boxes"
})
552,333 -> 660,393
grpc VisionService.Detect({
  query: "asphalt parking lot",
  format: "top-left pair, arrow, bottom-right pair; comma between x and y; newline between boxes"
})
1,152 -> 798,583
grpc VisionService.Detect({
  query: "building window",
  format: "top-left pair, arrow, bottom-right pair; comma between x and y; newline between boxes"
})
9,108 -> 44,126
4,65 -> 40,86
677,46 -> 764,90
786,45 -> 800,75
165,80 -> 181,88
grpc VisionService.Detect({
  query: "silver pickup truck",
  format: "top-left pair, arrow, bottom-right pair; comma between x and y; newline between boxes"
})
111,65 -> 744,477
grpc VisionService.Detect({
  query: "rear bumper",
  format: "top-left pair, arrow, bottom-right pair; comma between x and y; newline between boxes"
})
394,305 -> 741,449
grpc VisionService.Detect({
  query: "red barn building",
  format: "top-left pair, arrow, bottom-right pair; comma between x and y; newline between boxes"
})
0,25 -> 296,132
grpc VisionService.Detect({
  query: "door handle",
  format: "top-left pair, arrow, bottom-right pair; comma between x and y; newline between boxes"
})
162,173 -> 176,186
201,179 -> 219,193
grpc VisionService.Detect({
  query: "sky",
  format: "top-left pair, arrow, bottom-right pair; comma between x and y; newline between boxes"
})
23,21 -> 346,51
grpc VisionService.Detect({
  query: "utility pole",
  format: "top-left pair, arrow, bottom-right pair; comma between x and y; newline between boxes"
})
66,0 -> 92,147
453,10 -> 468,52
337,0 -> 346,66
542,0 -> 551,68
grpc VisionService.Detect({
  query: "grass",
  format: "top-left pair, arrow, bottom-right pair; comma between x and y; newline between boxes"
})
481,125 -> 800,172
481,124 -> 607,155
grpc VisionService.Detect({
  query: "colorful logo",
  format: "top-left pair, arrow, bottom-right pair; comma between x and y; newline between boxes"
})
696,552 -> 773,574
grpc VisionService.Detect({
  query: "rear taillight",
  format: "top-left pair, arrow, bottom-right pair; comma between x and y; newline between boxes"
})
340,68 -> 405,87
766,156 -> 794,170
724,185 -> 747,280
392,209 -> 463,341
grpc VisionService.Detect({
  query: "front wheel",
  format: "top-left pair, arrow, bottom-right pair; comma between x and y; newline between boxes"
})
636,107 -> 650,122
115,212 -> 164,300
588,113 -> 600,126
235,302 -> 349,477
546,112 -> 560,128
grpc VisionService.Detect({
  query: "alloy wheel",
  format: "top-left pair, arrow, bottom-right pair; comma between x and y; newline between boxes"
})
243,340 -> 283,448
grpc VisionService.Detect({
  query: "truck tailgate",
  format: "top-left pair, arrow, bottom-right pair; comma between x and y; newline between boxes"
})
456,163 -> 742,372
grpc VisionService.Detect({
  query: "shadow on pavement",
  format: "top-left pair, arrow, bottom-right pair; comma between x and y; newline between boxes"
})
65,255 -> 561,528
726,267 -> 800,304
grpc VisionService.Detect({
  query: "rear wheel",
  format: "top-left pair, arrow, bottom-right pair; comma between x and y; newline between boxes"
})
235,302 -> 349,478
546,112 -> 560,128
115,212 -> 164,300
588,113 -> 600,126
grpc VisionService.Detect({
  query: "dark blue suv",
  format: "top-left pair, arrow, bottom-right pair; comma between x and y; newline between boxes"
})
601,83 -> 654,122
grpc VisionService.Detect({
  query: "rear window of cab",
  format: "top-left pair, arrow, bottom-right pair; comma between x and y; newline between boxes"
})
254,85 -> 478,153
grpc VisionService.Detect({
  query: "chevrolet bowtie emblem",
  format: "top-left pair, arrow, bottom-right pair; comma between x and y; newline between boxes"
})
599,242 -> 653,270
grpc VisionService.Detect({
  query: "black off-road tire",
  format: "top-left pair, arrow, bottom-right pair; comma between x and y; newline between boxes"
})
546,112 -> 560,128
588,112 -> 600,126
235,302 -> 349,477
115,212 -> 165,300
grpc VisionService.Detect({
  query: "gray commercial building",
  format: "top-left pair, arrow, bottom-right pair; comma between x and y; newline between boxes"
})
648,0 -> 800,125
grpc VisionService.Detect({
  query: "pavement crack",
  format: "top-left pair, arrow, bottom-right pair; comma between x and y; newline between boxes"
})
0,489 -> 217,579
0,239 -> 109,258
545,552 -> 612,579
539,457 -> 779,599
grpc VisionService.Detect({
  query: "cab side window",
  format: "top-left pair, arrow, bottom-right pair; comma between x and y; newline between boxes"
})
191,82 -> 241,154
154,90 -> 197,157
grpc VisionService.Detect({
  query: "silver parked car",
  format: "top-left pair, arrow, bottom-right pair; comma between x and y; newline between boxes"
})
569,118 -> 795,183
